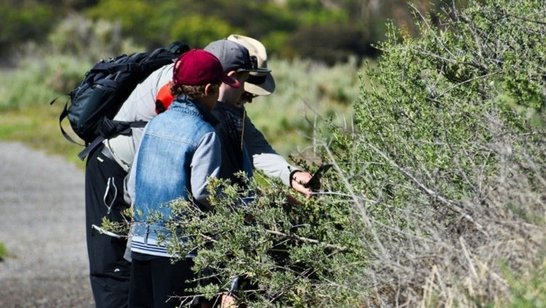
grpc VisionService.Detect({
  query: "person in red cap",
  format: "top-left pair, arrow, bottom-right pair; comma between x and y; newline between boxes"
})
125,49 -> 239,308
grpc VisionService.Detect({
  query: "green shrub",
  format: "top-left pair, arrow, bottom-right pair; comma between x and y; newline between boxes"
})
164,176 -> 368,306
85,0 -> 159,46
324,0 -> 545,306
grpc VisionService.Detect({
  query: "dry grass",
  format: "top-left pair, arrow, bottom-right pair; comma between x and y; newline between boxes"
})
343,142 -> 546,307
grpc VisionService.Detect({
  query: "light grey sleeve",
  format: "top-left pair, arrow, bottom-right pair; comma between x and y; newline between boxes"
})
243,116 -> 299,186
190,131 -> 221,206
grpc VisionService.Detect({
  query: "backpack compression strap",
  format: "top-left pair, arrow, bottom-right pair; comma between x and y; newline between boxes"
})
77,120 -> 147,160
50,97 -> 87,146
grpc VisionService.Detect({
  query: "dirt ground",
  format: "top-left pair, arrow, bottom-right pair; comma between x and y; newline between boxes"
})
0,142 -> 94,308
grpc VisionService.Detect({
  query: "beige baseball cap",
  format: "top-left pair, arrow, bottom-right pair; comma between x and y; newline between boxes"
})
227,34 -> 276,96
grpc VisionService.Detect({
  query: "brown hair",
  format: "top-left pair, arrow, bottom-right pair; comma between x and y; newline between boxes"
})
171,82 -> 220,100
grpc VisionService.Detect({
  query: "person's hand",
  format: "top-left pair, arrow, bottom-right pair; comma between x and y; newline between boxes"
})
290,171 -> 313,198
219,293 -> 237,307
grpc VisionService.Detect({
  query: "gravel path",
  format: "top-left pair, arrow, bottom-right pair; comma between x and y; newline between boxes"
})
0,142 -> 94,307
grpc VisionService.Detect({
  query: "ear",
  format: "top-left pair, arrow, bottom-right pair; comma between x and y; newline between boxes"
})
204,83 -> 217,96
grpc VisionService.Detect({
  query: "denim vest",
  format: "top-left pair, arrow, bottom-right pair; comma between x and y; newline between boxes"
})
131,97 -> 219,257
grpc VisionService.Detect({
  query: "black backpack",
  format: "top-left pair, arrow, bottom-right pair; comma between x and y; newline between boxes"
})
52,41 -> 190,160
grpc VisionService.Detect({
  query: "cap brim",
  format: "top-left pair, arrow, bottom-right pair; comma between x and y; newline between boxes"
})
222,75 -> 241,88
237,67 -> 271,74
244,73 -> 275,96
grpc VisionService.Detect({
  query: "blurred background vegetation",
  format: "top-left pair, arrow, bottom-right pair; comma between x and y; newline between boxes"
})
0,0 -> 472,66
0,0 -> 470,158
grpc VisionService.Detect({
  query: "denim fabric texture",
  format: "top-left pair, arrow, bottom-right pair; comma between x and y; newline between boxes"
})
130,96 -> 220,257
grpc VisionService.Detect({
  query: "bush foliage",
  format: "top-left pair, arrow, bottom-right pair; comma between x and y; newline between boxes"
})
156,0 -> 545,306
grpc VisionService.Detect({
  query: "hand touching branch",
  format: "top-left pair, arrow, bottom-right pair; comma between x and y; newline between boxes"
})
290,170 -> 313,198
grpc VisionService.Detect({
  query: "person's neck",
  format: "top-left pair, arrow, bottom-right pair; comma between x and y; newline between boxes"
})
219,100 -> 244,109
185,98 -> 218,125
195,98 -> 216,111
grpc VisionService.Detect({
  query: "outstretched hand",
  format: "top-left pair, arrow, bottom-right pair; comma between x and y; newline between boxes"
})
290,171 -> 313,198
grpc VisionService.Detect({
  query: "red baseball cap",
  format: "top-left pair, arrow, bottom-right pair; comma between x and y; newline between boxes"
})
172,49 -> 240,88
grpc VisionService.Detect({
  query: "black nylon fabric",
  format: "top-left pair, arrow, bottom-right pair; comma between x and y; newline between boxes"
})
212,103 -> 246,187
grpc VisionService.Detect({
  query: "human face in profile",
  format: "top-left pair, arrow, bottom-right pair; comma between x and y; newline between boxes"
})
219,71 -> 249,107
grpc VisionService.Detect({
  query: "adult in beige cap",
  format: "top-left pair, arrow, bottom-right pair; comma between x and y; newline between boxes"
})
214,34 -> 313,307
213,34 -> 314,198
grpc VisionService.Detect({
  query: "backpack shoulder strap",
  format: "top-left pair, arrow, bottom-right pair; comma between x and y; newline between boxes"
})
77,135 -> 104,160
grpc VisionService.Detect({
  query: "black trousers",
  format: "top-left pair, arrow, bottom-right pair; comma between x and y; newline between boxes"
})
85,144 -> 131,308
129,253 -> 204,308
